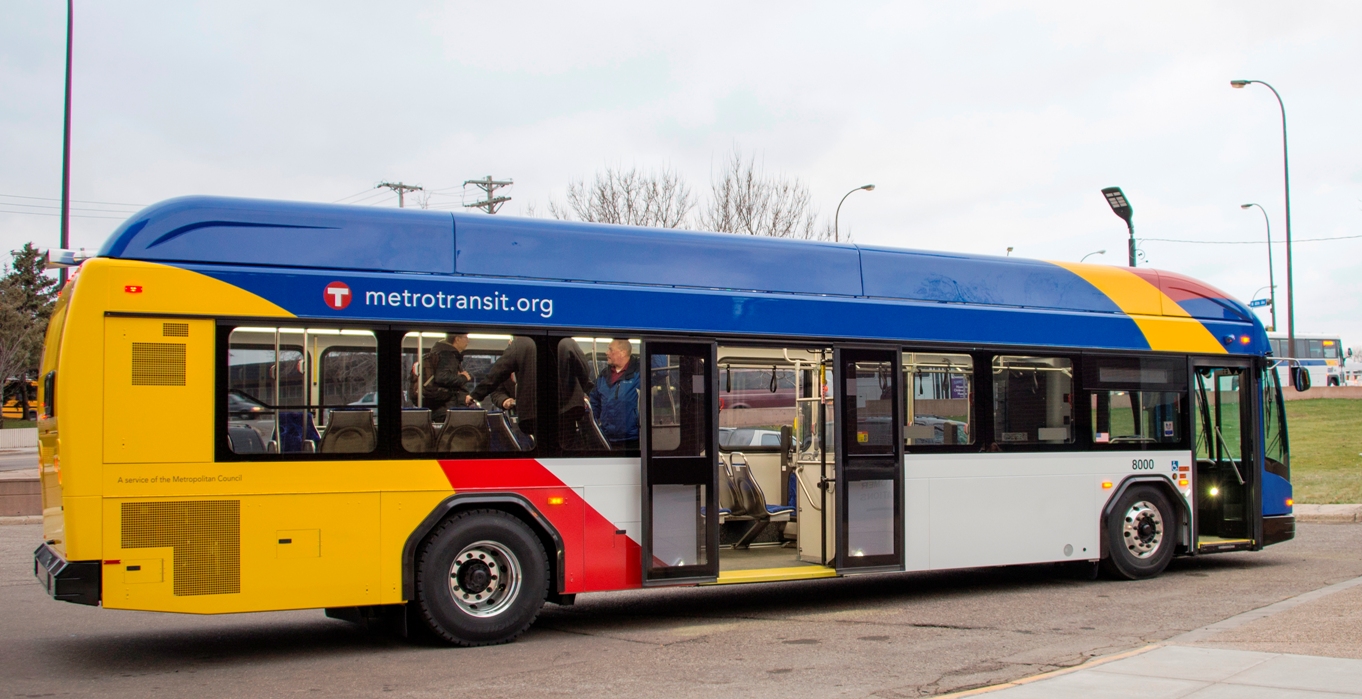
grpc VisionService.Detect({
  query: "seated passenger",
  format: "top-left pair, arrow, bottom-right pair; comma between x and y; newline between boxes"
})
413,332 -> 471,422
589,339 -> 640,450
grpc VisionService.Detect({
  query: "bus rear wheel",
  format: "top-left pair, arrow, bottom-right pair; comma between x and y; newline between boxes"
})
1101,485 -> 1175,580
416,509 -> 548,646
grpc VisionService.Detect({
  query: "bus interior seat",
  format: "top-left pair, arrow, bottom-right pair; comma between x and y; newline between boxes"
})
581,408 -> 611,450
271,410 -> 320,454
727,451 -> 793,549
228,424 -> 266,454
435,409 -> 490,452
319,409 -> 377,454
401,409 -> 436,453
486,411 -> 533,451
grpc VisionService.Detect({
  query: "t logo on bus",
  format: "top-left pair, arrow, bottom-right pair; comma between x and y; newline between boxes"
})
324,281 -> 352,310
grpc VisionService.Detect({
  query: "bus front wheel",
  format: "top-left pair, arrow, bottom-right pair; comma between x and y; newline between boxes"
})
416,509 -> 548,646
1101,485 -> 1175,580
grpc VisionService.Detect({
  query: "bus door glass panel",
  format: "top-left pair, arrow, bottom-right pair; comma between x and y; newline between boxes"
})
835,348 -> 903,571
1193,364 -> 1254,540
641,341 -> 719,585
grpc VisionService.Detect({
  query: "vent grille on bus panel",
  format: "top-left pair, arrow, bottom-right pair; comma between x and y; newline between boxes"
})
162,322 -> 189,337
121,501 -> 241,596
131,342 -> 186,386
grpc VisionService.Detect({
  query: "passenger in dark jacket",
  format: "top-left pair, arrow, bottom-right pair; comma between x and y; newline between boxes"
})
418,334 -> 470,422
589,339 -> 640,449
467,336 -> 538,437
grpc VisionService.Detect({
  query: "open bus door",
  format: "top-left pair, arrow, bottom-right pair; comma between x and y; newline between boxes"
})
1191,358 -> 1260,553
833,347 -> 904,573
640,340 -> 720,586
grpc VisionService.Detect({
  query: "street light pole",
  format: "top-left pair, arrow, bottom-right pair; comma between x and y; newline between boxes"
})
59,0 -> 73,287
834,184 -> 875,243
1100,187 -> 1135,267
1241,202 -> 1277,331
1232,79 -> 1293,358
1081,249 -> 1106,263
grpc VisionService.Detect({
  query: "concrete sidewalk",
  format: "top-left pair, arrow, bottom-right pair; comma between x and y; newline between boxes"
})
947,574 -> 1362,698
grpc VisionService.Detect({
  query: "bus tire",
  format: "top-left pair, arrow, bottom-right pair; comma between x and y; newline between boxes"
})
1101,485 -> 1175,580
415,508 -> 548,646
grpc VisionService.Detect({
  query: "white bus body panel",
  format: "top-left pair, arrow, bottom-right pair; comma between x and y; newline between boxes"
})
904,451 -> 1191,572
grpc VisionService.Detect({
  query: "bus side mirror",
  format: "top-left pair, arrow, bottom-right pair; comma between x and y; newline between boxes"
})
1291,366 -> 1312,392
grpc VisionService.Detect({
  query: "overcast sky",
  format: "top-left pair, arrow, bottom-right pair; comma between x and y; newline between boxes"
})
3,2 -> 1360,346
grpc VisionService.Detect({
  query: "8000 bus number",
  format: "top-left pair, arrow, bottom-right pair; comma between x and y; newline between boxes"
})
1131,459 -> 1156,470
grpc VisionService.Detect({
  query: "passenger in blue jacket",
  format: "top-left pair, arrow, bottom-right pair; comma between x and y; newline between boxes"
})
589,339 -> 640,449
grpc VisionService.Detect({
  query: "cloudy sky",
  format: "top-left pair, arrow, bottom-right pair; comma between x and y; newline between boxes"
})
3,2 -> 1360,345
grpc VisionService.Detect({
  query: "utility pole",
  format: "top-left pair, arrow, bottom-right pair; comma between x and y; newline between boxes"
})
376,181 -> 423,208
59,0 -> 73,287
463,176 -> 513,214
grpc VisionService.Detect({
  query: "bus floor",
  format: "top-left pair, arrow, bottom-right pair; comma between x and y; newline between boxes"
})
718,542 -> 819,572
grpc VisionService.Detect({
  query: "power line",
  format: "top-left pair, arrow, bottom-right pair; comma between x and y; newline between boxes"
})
0,193 -> 145,208
0,207 -> 126,220
1142,234 -> 1362,244
0,200 -> 143,214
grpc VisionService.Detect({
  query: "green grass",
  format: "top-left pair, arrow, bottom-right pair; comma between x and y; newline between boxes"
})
0,420 -> 36,429
1287,399 -> 1362,504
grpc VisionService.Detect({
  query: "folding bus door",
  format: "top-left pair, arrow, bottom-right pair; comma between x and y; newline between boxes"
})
640,341 -> 720,585
1191,358 -> 1260,552
834,347 -> 904,572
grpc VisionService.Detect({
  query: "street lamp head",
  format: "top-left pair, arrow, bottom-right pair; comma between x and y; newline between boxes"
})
1230,80 -> 1251,88
861,184 -> 876,192
1101,187 -> 1132,222
1240,203 -> 1253,209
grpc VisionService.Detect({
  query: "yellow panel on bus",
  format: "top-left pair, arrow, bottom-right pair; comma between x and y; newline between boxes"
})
103,317 -> 214,464
102,493 -> 382,614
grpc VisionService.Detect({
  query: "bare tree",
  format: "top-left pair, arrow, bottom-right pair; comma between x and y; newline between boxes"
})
699,149 -> 829,241
550,166 -> 694,228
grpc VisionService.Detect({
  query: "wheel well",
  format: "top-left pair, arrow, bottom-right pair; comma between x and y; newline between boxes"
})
403,494 -> 566,603
1100,477 -> 1191,559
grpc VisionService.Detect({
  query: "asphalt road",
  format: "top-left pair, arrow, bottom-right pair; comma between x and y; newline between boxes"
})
0,449 -> 37,472
4,522 -> 1362,698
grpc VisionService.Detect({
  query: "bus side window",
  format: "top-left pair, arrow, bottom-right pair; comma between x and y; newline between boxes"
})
559,337 -> 641,453
992,356 -> 1073,446
225,326 -> 378,457
399,331 -> 536,455
903,352 -> 973,446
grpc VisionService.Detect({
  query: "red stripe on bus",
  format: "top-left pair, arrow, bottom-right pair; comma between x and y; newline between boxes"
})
438,459 -> 642,593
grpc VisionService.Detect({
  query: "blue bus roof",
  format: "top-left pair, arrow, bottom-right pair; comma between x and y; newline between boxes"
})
93,196 -> 1263,355
101,195 -> 1135,315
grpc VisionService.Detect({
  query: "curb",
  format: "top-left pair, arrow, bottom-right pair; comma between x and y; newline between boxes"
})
934,644 -> 1161,698
0,515 -> 41,525
1294,504 -> 1362,524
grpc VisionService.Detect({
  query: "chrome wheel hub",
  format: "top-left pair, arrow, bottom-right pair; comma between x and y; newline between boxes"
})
1122,501 -> 1164,559
448,540 -> 522,618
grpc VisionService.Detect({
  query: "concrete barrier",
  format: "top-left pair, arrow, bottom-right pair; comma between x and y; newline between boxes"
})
0,470 -> 39,517
0,428 -> 37,449
1283,385 -> 1362,401
1295,504 -> 1362,523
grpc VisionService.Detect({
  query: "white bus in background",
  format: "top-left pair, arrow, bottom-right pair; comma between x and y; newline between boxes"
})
1268,332 -> 1349,387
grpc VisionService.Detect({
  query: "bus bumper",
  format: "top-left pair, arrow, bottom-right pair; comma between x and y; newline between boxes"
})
1263,514 -> 1296,547
34,543 -> 100,606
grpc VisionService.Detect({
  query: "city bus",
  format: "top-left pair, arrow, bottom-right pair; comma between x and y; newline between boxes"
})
1267,332 -> 1348,387
34,196 -> 1294,647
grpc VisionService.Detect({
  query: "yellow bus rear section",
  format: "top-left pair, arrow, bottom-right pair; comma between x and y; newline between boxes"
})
44,258 -> 457,613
